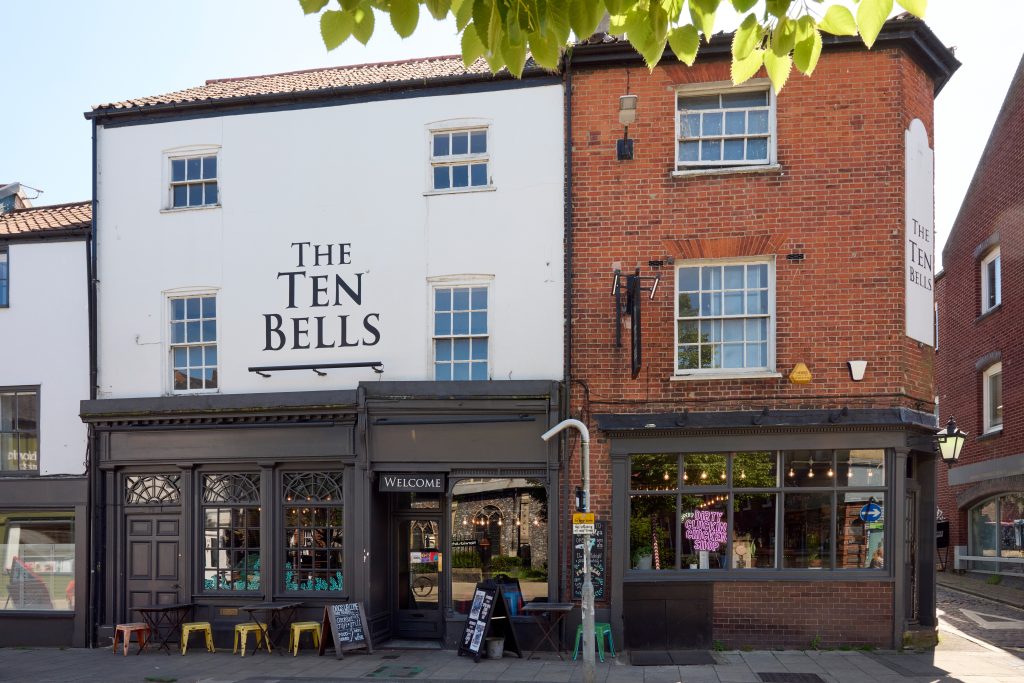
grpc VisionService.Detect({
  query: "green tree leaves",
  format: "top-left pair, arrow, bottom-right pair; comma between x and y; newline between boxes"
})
818,5 -> 858,36
303,0 -> 923,92
856,0 -> 893,48
321,10 -> 354,49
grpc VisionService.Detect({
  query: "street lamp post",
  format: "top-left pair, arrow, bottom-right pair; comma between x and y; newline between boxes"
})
541,419 -> 594,683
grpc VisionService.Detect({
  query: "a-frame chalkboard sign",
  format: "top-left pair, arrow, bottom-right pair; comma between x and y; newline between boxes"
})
457,579 -> 522,662
318,602 -> 373,659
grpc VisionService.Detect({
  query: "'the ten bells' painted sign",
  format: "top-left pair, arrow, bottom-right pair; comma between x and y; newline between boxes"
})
684,510 -> 727,551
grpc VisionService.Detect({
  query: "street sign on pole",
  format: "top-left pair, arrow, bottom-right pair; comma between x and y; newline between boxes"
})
572,512 -> 595,535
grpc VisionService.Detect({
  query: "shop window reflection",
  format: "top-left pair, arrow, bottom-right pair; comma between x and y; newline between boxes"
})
630,495 -> 676,569
968,494 -> 1024,574
450,478 -> 548,614
836,492 -> 884,569
837,450 -> 884,487
733,493 -> 776,568
0,511 -> 75,611
783,493 -> 832,568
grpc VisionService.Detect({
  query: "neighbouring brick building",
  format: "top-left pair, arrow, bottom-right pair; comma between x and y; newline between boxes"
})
935,54 -> 1024,577
565,16 -> 958,650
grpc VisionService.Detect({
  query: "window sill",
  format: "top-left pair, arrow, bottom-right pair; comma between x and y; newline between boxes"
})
423,186 -> 496,197
672,164 -> 782,179
160,204 -> 222,214
977,427 -> 1003,442
977,303 -> 1002,322
671,371 -> 781,381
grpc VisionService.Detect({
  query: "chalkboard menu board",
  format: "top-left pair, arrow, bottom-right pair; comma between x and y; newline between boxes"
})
573,520 -> 605,600
457,580 -> 521,662
319,602 -> 372,659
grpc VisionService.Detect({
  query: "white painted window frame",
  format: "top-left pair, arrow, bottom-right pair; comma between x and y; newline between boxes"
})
424,119 -> 495,195
980,247 -> 1001,314
165,287 -> 221,395
162,145 -> 222,211
982,361 -> 1003,434
674,79 -> 777,172
427,274 -> 494,381
673,257 -> 777,379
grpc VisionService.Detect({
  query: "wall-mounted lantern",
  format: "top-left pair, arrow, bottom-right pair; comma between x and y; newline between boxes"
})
617,95 -> 637,161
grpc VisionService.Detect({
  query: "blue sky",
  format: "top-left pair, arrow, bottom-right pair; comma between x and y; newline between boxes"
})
3,1 -> 1022,258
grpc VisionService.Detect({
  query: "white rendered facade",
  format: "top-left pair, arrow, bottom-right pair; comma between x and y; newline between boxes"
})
0,238 -> 89,475
94,84 -> 564,397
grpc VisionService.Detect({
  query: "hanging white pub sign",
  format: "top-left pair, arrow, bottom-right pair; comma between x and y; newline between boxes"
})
905,119 -> 934,346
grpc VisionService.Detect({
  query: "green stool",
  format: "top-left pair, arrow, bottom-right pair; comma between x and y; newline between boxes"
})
572,622 -> 615,662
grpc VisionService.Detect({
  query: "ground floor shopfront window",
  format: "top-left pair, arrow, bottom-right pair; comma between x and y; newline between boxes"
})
0,510 -> 74,610
450,477 -> 549,613
969,493 -> 1024,574
629,450 -> 886,571
198,470 -> 346,594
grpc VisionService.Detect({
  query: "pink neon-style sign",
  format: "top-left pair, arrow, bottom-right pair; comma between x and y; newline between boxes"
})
684,510 -> 727,551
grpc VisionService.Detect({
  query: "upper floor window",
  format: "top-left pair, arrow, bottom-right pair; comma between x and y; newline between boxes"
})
170,295 -> 218,392
433,285 -> 488,380
983,362 -> 1003,434
0,249 -> 8,307
981,247 -> 1001,314
430,128 -> 489,192
675,260 -> 773,374
677,82 -> 774,170
169,154 -> 218,209
1,389 -> 39,474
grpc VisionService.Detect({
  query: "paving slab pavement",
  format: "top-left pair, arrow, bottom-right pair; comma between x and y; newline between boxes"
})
2,614 -> 1023,683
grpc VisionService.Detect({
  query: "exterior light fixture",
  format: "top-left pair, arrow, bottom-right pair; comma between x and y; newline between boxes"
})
937,416 -> 967,467
617,95 -> 638,161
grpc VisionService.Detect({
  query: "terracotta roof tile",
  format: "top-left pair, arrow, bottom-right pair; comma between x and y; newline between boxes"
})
0,202 -> 91,237
92,55 -> 538,114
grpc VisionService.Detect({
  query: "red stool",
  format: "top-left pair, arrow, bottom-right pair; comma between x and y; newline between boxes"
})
113,622 -> 151,656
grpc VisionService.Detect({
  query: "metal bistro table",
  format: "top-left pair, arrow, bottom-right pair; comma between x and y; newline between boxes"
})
134,603 -> 193,654
240,602 -> 303,656
521,602 -> 574,660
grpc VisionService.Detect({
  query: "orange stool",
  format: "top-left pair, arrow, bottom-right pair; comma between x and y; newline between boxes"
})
113,622 -> 151,656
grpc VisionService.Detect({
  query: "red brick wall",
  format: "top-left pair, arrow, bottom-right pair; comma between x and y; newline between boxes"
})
935,58 -> 1024,549
568,47 -> 938,539
713,581 -> 893,648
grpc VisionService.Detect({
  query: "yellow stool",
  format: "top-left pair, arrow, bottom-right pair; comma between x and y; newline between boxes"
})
289,621 -> 322,656
112,622 -> 150,656
181,621 -> 215,655
233,622 -> 270,656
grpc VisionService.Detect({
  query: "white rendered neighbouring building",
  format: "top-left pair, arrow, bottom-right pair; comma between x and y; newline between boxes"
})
81,57 -> 565,648
0,201 -> 92,647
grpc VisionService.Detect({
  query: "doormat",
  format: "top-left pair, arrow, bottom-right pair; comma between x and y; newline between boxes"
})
630,651 -> 672,666
365,665 -> 424,678
630,651 -> 717,666
758,674 -> 825,683
670,651 -> 717,665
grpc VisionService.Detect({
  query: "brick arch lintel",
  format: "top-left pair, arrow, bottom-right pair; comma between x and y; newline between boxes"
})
956,473 -> 1024,510
663,233 -> 783,260
974,350 -> 1001,372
